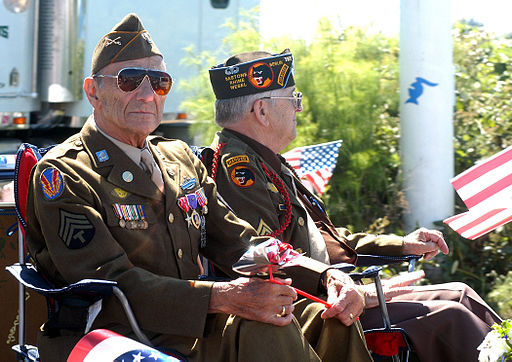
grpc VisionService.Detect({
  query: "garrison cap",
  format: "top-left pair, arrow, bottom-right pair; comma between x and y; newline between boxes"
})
91,13 -> 162,75
209,49 -> 295,99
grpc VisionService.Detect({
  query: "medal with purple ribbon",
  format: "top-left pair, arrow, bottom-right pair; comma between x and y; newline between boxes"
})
186,193 -> 198,210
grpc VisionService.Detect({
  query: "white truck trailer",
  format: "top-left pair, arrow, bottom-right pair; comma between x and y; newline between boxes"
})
0,0 -> 259,152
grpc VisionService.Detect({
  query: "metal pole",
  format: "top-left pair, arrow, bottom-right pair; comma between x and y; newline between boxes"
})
400,0 -> 454,230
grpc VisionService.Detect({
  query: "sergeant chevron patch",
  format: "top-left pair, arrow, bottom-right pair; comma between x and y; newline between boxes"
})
58,209 -> 95,249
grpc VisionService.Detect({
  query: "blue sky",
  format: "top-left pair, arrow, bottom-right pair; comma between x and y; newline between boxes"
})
260,0 -> 512,41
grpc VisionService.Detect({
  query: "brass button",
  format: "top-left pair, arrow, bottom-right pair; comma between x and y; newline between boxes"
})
177,248 -> 183,259
298,217 -> 305,226
168,213 -> 174,223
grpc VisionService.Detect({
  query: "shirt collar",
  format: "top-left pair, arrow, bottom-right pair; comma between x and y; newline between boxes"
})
91,116 -> 148,166
223,129 -> 282,172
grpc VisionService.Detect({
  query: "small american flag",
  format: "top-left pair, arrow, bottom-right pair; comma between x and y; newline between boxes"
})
283,140 -> 342,196
67,329 -> 183,362
444,146 -> 512,239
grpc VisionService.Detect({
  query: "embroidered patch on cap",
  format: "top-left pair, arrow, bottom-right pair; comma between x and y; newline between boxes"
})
40,167 -> 64,200
58,209 -> 95,249
226,155 -> 250,168
230,166 -> 256,187
248,62 -> 274,89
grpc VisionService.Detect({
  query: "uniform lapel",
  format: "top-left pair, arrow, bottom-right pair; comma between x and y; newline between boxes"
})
80,121 -> 161,200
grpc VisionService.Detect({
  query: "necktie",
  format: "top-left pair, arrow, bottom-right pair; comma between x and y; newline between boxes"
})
140,148 -> 165,193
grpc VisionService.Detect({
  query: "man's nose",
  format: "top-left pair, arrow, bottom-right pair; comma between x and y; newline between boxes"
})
136,75 -> 155,100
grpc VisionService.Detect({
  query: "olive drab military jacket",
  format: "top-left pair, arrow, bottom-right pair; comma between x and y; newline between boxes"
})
208,130 -> 405,272
25,120 -> 273,341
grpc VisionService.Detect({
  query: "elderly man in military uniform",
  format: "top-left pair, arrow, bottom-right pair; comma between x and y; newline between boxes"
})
25,14 -> 380,362
205,49 -> 502,361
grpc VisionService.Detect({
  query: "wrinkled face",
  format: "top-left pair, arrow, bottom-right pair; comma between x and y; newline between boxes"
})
267,87 -> 299,150
93,56 -> 167,147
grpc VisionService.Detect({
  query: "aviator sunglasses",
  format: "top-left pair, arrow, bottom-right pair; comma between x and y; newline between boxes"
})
93,67 -> 173,95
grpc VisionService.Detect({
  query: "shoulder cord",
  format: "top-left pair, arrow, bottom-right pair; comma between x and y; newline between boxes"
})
258,161 -> 292,238
210,143 -> 226,180
210,142 -> 292,238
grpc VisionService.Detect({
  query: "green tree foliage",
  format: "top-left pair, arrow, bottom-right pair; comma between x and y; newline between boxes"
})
180,15 -> 512,313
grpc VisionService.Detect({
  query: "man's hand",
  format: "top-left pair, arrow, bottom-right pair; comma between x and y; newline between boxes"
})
403,227 -> 449,260
209,277 -> 297,326
321,268 -> 365,326
359,270 -> 425,309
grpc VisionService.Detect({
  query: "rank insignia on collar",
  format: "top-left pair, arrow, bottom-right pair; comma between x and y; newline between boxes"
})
122,171 -> 134,183
230,166 -> 255,187
40,167 -> 64,200
180,177 -> 196,190
95,149 -> 109,162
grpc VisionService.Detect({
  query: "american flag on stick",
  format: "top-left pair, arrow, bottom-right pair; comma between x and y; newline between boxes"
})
444,146 -> 512,239
283,140 -> 342,196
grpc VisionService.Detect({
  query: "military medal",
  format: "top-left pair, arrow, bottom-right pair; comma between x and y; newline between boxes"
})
177,196 -> 192,227
112,203 -> 148,230
190,210 -> 201,229
195,188 -> 208,215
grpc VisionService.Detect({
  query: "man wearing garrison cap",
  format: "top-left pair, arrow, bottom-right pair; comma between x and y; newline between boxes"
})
25,14 -> 375,361
205,49 -> 503,361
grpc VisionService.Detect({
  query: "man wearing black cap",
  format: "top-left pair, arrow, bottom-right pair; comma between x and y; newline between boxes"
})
25,14 -> 375,361
206,49 -> 502,361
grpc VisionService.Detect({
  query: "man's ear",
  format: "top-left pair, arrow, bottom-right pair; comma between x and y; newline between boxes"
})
252,99 -> 269,127
83,77 -> 100,107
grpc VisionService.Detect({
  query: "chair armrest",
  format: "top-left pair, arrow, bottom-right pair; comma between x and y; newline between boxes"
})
5,263 -> 116,303
356,254 -> 421,271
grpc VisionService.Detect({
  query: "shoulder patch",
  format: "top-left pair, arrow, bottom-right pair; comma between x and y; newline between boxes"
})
58,209 -> 95,249
40,167 -> 64,200
230,166 -> 256,187
256,219 -> 273,236
226,155 -> 250,168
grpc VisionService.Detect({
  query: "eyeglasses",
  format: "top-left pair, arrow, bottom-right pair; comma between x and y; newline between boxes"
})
259,92 -> 303,111
93,67 -> 173,96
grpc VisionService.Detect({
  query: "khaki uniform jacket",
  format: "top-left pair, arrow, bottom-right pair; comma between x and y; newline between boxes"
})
208,130 -> 404,268
26,120 -> 274,345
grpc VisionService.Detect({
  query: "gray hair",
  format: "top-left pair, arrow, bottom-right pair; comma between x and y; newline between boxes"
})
214,88 -> 285,127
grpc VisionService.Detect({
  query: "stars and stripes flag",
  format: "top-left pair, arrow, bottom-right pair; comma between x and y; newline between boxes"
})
67,329 -> 183,362
283,140 -> 342,196
443,146 -> 512,240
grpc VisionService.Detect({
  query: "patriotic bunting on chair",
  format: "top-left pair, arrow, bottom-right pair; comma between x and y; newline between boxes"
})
444,146 -> 512,239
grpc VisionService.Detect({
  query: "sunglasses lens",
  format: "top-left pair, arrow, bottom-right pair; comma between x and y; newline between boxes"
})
117,68 -> 146,92
148,70 -> 173,95
117,68 -> 173,95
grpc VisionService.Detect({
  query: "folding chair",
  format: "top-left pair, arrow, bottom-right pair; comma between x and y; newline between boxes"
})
5,143 -> 159,361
